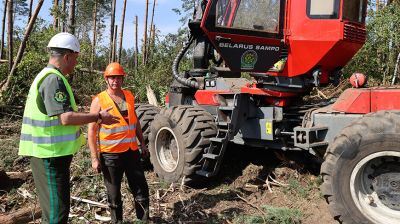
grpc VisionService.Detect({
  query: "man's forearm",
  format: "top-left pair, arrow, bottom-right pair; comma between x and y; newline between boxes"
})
136,123 -> 145,145
88,124 -> 99,160
60,111 -> 99,125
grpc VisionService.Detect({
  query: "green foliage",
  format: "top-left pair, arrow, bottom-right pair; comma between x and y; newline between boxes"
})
71,41 -> 105,104
232,206 -> 303,224
263,206 -> 303,224
344,3 -> 400,84
123,33 -> 190,104
1,28 -> 55,105
77,39 -> 95,69
124,64 -> 171,105
311,175 -> 323,188
1,19 -> 191,106
14,0 -> 29,20
4,0 -> 400,108
75,0 -> 111,41
10,51 -> 47,105
233,214 -> 265,224
283,178 -> 309,198
173,0 -> 196,25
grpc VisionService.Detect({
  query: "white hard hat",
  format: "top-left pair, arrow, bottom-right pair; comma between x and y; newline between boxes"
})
47,32 -> 80,53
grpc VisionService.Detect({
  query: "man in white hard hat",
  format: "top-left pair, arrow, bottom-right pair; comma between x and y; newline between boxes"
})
19,32 -> 119,224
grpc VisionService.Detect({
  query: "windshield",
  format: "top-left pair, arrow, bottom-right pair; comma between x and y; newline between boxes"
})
343,0 -> 366,23
216,0 -> 281,33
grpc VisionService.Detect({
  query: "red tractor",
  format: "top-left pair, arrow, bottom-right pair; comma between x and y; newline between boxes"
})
143,0 -> 400,223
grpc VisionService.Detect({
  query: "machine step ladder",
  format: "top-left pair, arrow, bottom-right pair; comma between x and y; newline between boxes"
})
196,94 -> 248,178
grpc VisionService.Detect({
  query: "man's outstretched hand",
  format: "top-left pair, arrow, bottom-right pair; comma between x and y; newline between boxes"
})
99,107 -> 120,125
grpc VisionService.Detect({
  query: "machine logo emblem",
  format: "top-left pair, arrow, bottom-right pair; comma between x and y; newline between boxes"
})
241,50 -> 258,69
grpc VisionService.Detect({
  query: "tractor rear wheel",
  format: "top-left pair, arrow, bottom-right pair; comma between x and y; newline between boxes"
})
148,105 -> 217,184
321,111 -> 400,224
135,104 -> 160,146
135,104 -> 160,166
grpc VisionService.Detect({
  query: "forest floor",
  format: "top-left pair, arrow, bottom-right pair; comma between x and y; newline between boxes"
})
0,115 -> 335,224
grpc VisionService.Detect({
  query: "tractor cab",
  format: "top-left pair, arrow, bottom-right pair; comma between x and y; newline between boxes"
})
200,0 -> 367,87
201,0 -> 284,73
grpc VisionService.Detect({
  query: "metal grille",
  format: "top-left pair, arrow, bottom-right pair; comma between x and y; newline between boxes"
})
343,22 -> 366,43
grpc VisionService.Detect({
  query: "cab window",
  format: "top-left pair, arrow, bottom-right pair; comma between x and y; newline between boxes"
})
216,0 -> 281,33
307,0 -> 340,19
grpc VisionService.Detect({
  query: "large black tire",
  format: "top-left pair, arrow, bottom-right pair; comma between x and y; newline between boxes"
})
148,105 -> 217,184
135,104 -> 160,167
135,104 -> 160,146
321,111 -> 400,224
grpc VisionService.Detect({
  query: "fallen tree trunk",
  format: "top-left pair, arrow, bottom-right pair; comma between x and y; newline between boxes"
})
6,170 -> 32,180
0,207 -> 41,224
77,67 -> 103,75
0,170 -> 32,189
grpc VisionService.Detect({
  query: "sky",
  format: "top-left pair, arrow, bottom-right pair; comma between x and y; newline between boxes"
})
8,0 -> 184,49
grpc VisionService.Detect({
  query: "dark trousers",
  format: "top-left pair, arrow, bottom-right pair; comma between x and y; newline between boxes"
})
30,155 -> 72,224
100,149 -> 149,223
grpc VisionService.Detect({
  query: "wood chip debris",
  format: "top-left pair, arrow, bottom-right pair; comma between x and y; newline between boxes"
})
71,196 -> 108,208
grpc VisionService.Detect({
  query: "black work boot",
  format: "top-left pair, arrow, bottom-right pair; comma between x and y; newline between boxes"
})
109,202 -> 123,224
135,198 -> 149,222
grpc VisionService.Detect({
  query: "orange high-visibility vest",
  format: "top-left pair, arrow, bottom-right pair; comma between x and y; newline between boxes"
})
97,90 -> 138,153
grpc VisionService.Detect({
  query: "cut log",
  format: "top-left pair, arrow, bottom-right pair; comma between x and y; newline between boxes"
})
0,207 -> 41,224
6,170 -> 32,180
0,170 -> 32,189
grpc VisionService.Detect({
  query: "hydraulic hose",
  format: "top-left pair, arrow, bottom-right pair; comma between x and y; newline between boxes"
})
172,35 -> 199,89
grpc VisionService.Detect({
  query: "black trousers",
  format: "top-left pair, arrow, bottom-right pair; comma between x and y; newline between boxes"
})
30,155 -> 72,224
100,149 -> 149,223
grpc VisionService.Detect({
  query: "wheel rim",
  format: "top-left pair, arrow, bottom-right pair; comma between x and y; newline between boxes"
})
350,151 -> 400,224
154,127 -> 180,172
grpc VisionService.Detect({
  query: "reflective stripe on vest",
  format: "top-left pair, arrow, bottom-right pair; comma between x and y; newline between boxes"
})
23,117 -> 61,127
97,89 -> 138,153
18,67 -> 83,158
99,137 -> 137,146
99,124 -> 136,134
21,130 -> 81,144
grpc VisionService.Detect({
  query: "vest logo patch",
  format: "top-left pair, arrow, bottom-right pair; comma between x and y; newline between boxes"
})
54,90 -> 67,103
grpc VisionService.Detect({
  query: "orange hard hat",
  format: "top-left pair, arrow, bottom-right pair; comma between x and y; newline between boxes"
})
104,62 -> 126,77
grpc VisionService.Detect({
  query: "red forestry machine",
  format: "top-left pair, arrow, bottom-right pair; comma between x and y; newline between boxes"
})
141,0 -> 400,223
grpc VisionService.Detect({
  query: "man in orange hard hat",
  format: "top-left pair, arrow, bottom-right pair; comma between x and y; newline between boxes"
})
88,62 -> 150,223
